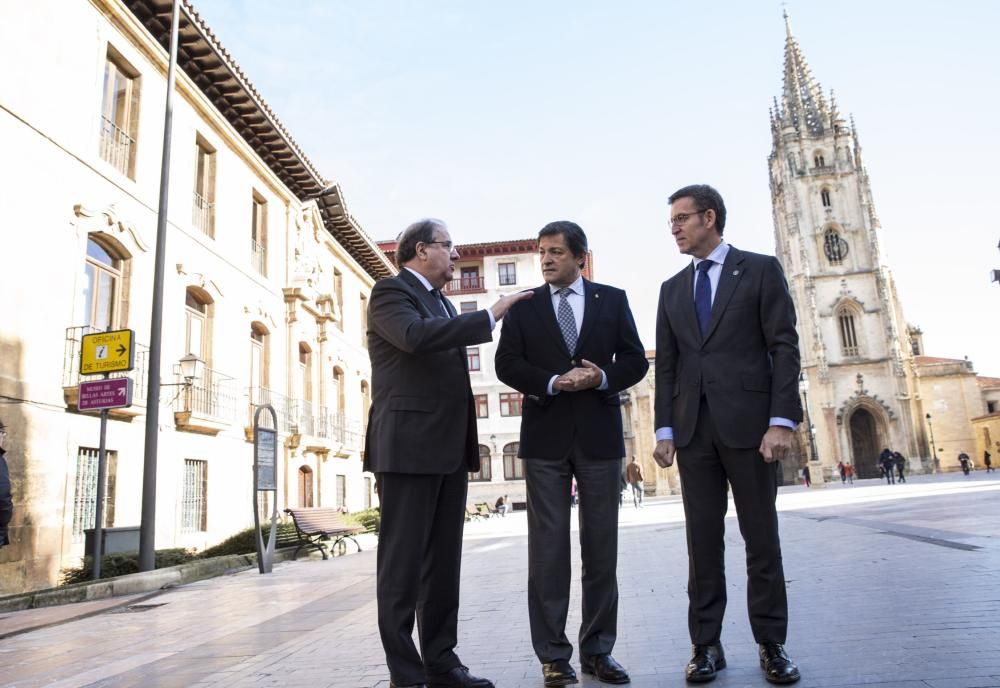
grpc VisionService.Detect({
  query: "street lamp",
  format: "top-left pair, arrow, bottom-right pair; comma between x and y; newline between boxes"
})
798,372 -> 820,467
178,353 -> 204,385
925,413 -> 939,473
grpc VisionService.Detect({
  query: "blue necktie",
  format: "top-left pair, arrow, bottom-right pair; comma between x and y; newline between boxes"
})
694,260 -> 713,338
556,287 -> 578,354
430,289 -> 451,318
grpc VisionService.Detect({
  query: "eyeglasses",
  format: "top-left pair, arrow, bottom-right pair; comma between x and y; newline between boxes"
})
424,240 -> 454,250
670,209 -> 706,226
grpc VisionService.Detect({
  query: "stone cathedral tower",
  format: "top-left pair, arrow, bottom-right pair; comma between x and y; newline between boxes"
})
768,13 -> 928,479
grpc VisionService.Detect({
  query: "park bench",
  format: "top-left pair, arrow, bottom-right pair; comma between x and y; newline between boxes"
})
475,502 -> 495,518
284,507 -> 365,560
466,505 -> 484,521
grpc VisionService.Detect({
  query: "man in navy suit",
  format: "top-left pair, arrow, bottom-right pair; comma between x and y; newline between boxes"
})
365,219 -> 530,688
653,185 -> 802,684
496,221 -> 647,686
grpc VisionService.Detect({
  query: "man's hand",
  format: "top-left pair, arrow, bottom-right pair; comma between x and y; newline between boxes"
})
759,426 -> 793,463
653,439 -> 676,468
490,290 -> 533,320
553,359 -> 603,392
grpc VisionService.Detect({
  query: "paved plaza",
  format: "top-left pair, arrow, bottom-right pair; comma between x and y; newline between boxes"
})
1,471 -> 999,688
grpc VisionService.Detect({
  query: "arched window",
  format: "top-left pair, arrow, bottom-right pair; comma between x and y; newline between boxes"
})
823,228 -> 848,265
185,288 -> 212,363
813,152 -> 826,168
503,442 -> 524,480
820,188 -> 832,208
332,366 -> 346,413
84,236 -> 126,330
837,306 -> 861,357
298,342 -> 313,403
470,445 -> 492,482
250,322 -> 269,394
298,466 -> 314,507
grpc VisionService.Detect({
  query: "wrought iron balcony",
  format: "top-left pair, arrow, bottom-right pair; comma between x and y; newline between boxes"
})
99,116 -> 133,176
173,365 -> 237,424
316,406 -> 364,450
444,275 -> 486,295
248,386 -> 293,433
250,239 -> 267,276
192,192 -> 214,236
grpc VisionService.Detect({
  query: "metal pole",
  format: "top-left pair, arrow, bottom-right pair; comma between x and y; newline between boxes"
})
139,0 -> 181,572
91,408 -> 109,580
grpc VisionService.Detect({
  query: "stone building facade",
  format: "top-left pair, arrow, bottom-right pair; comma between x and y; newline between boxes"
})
0,0 -> 393,593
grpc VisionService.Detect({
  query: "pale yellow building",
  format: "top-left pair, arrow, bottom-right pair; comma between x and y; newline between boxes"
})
0,0 -> 393,593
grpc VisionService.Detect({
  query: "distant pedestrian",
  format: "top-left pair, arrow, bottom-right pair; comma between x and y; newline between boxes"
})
844,463 -> 854,484
625,456 -> 645,508
801,465 -> 811,487
0,420 -> 12,549
495,494 -> 511,517
893,451 -> 907,483
958,451 -> 971,476
837,461 -> 847,484
983,449 -> 993,473
879,448 -> 895,484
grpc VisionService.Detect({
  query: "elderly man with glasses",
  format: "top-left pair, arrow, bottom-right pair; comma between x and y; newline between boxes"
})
364,219 -> 531,688
653,185 -> 802,684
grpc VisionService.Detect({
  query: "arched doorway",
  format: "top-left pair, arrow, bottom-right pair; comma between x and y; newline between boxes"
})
849,408 -> 880,478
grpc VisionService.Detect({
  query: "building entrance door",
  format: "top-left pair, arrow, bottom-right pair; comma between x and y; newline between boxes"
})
849,408 -> 880,478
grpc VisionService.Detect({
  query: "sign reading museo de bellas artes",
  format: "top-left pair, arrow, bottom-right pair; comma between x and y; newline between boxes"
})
80,329 -> 135,375
78,378 -> 133,411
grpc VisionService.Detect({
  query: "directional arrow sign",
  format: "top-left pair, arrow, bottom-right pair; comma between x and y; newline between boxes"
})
81,329 -> 135,374
79,378 -> 133,411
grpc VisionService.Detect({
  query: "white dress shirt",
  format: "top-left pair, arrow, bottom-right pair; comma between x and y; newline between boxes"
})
404,267 -> 496,329
546,275 -> 608,395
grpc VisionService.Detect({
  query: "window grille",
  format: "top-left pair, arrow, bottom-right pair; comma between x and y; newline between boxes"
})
181,459 -> 208,532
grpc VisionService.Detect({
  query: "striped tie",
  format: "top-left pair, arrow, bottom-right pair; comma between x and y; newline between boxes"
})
557,287 -> 577,353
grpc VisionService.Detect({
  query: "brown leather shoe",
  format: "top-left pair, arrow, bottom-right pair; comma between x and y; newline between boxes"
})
759,643 -> 801,684
685,643 -> 726,683
580,654 -> 630,684
542,659 -> 578,686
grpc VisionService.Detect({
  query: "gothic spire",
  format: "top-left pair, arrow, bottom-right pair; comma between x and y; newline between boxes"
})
779,10 -> 829,137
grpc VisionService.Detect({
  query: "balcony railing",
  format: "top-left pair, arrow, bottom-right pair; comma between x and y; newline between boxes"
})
248,387 -> 293,432
192,192 -> 214,236
63,326 -> 149,405
316,406 -> 364,450
250,239 -> 267,276
807,165 -> 836,176
444,275 -> 486,295
174,365 -> 237,421
99,116 -> 133,176
288,399 -> 318,437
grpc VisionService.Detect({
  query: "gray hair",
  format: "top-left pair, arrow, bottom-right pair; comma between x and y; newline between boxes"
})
396,218 -> 447,264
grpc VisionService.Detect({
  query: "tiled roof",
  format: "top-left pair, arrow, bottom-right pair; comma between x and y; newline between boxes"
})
977,376 -> 1000,388
124,0 -> 394,280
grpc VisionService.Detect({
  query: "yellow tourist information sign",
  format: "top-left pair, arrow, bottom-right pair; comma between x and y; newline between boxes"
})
80,329 -> 135,375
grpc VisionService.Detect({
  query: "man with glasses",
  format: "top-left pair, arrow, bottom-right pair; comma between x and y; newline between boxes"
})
365,219 -> 531,688
0,421 -> 12,550
496,221 -> 647,686
653,185 -> 802,684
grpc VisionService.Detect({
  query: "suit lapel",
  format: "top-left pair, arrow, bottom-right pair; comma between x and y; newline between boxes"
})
399,269 -> 446,318
575,280 -> 604,355
532,284 -> 572,357
703,246 -> 746,343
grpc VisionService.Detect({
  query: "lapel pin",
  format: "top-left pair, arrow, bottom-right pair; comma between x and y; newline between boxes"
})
732,270 -> 740,276
594,293 -> 600,299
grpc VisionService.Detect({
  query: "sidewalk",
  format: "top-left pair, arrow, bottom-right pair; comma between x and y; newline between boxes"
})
1,472 -> 998,687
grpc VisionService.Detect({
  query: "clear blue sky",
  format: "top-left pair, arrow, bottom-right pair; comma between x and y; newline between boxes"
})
194,0 -> 1000,375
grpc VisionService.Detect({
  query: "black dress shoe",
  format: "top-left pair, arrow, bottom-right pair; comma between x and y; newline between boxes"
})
427,666 -> 494,688
389,683 -> 427,688
580,654 -> 630,684
685,643 -> 726,683
542,659 -> 578,686
758,643 -> 801,685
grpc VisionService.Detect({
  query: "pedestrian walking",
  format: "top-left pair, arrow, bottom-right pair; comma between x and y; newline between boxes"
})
837,461 -> 847,485
983,449 -> 993,473
893,451 -> 907,483
363,218 -> 530,688
958,451 -> 971,476
879,448 -> 895,484
0,420 -> 12,550
845,463 -> 854,484
801,465 -> 811,487
653,184 -> 802,684
626,456 -> 645,508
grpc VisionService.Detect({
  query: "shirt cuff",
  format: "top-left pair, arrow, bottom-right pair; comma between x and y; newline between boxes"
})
770,417 -> 797,431
486,309 -> 496,330
597,370 -> 608,390
547,375 -> 560,395
655,427 -> 673,442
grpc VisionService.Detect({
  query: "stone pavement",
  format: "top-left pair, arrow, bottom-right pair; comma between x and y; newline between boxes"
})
1,471 -> 999,688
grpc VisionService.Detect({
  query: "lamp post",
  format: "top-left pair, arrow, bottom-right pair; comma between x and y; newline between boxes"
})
798,372 -> 821,484
925,413 -> 939,473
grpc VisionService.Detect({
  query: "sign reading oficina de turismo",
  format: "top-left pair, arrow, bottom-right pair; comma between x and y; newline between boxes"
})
80,329 -> 135,375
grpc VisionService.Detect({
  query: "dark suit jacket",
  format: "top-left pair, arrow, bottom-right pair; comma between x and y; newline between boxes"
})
495,280 -> 648,460
654,246 -> 801,449
364,269 -> 493,475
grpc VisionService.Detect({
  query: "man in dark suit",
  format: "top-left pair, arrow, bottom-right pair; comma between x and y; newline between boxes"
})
495,221 -> 648,686
652,185 -> 802,685
365,219 -> 531,688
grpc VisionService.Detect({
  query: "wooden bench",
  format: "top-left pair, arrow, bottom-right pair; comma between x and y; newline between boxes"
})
475,502 -> 495,519
466,505 -> 484,521
284,507 -> 365,560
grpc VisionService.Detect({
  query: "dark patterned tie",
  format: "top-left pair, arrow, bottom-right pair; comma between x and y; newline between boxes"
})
695,260 -> 714,338
430,289 -> 450,318
557,287 -> 577,353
